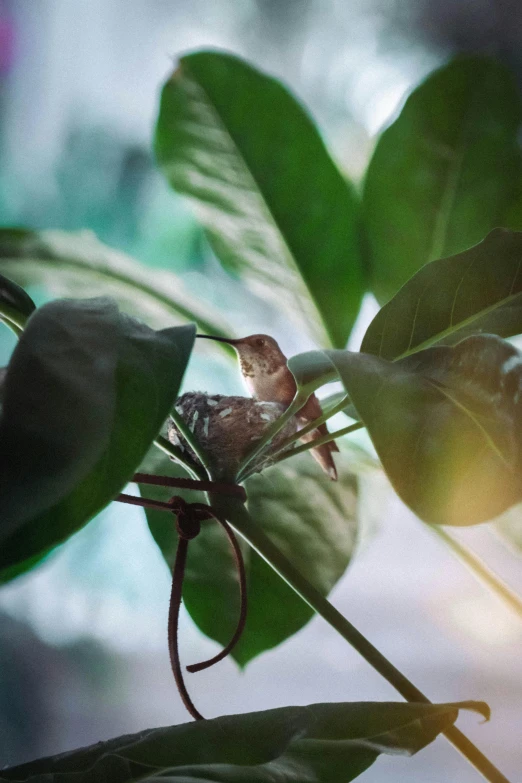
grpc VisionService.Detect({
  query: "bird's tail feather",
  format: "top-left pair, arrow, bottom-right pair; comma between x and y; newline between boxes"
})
299,429 -> 338,480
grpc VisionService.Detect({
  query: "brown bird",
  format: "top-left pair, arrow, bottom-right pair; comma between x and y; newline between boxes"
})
197,333 -> 338,480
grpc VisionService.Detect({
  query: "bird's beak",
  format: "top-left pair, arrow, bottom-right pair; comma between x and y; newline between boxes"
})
196,334 -> 241,345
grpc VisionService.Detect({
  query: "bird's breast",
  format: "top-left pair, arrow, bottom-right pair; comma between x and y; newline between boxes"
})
244,366 -> 296,405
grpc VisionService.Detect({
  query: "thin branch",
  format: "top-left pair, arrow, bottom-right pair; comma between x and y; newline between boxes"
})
133,472 -> 246,500
0,315 -> 23,338
271,393 -> 353,454
428,524 -> 522,619
117,492 -> 177,512
235,391 -> 307,481
153,438 -> 205,480
210,494 -> 511,783
162,408 -> 213,479
169,534 -> 204,720
241,420 -> 365,480
153,435 -> 205,481
274,421 -> 364,460
186,515 -> 247,673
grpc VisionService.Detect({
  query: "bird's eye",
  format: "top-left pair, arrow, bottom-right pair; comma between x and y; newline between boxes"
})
256,338 -> 265,347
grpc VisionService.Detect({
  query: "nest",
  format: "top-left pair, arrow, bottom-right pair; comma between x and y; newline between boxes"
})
168,392 -> 297,480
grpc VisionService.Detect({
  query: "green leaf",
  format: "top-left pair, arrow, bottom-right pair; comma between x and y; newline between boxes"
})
287,349 -> 339,395
0,271 -> 36,336
361,229 -> 522,360
0,700 -> 488,782
324,335 -> 522,525
0,297 -> 195,576
363,56 -> 522,304
155,50 -> 364,348
148,451 -> 358,665
0,227 -> 231,337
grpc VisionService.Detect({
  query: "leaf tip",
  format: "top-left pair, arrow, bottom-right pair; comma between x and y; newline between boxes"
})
459,700 -> 491,723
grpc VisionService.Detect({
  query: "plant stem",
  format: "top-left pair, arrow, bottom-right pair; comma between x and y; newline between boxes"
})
154,435 -> 206,481
271,394 -> 353,454
240,420 -> 365,478
0,314 -> 24,337
276,420 -> 364,459
210,494 -> 512,783
428,524 -> 522,619
235,392 -> 307,481
169,409 -> 212,478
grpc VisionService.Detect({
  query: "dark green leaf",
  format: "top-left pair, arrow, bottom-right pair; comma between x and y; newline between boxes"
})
361,229 -> 522,360
155,50 -> 364,348
0,271 -> 36,335
148,451 -> 358,665
0,700 -> 488,782
0,297 -> 195,575
363,56 -> 522,303
324,335 -> 522,525
0,227 -> 231,337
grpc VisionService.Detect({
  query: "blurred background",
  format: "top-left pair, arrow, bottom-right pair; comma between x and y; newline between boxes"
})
1,1 -> 522,780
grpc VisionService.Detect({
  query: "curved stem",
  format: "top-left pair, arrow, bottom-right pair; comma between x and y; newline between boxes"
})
275,421 -> 364,460
242,420 -> 365,479
235,391 -> 307,481
186,516 -> 247,673
154,435 -> 206,481
210,495 -> 511,783
168,535 -> 204,720
0,313 -> 24,338
271,394 -> 353,455
169,410 -> 212,478
428,524 -> 522,619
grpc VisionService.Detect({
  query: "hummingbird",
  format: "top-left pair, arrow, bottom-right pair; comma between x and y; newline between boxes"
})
197,333 -> 338,480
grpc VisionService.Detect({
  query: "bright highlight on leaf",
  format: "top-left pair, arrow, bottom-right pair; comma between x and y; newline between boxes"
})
155,50 -> 364,348
0,227 -> 230,338
291,334 -> 522,526
362,229 -> 522,360
0,270 -> 36,336
363,56 -> 522,304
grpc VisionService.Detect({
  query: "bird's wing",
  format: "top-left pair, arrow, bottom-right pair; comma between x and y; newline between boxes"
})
298,393 -> 339,452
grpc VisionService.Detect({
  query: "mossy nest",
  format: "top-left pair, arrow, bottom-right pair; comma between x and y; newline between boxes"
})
168,392 -> 297,480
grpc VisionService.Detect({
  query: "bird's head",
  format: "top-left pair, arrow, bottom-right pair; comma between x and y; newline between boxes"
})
197,333 -> 287,373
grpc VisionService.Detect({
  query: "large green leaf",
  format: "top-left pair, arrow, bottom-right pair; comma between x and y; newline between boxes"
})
319,335 -> 522,526
155,50 -> 364,348
0,700 -> 488,782
361,229 -> 522,360
290,334 -> 522,525
0,271 -> 36,336
148,450 -> 358,666
0,297 -> 195,575
363,57 -> 522,303
0,228 -> 231,337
